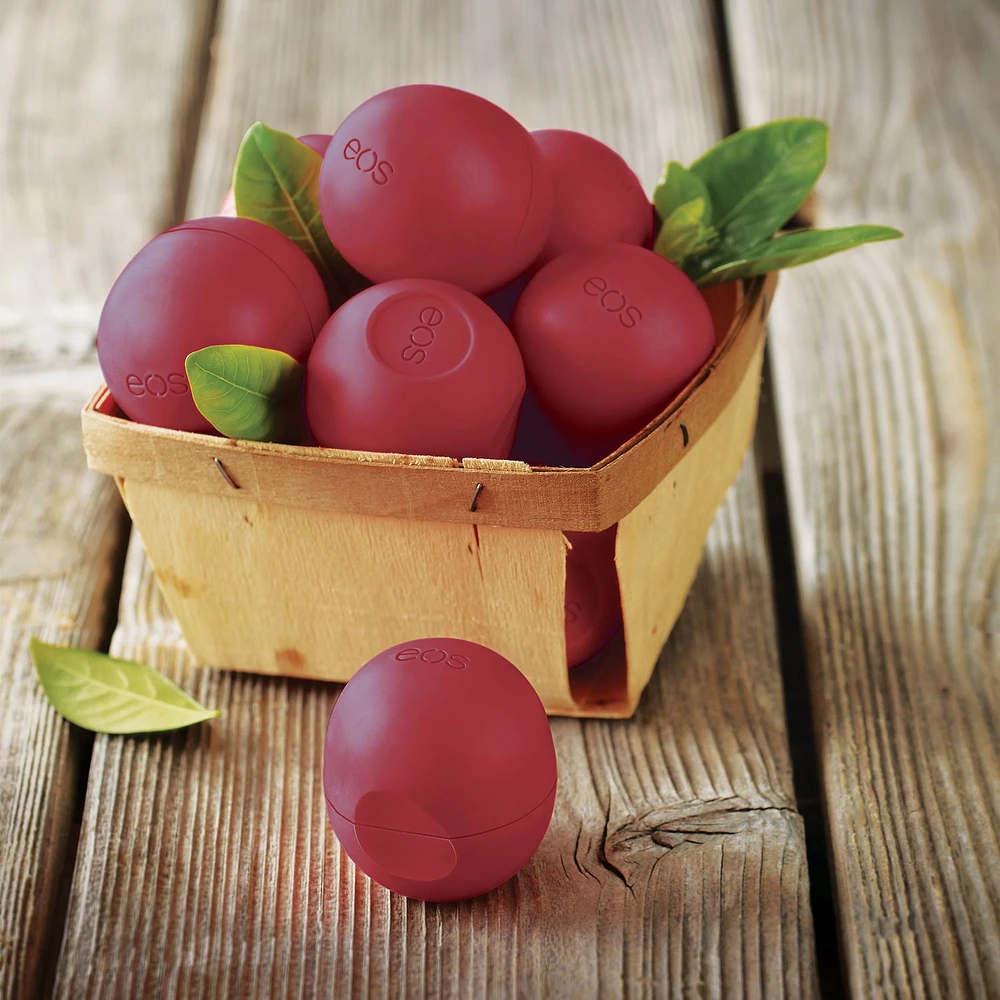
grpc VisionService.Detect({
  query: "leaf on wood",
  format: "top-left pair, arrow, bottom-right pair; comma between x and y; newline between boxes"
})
30,638 -> 220,734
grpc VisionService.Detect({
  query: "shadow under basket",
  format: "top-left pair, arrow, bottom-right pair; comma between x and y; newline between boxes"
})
81,273 -> 776,719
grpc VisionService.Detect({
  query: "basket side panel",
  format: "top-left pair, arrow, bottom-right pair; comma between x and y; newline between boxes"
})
118,480 -> 576,710
616,336 -> 767,705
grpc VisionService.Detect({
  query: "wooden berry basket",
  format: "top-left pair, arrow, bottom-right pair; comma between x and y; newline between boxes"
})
81,272 -> 775,719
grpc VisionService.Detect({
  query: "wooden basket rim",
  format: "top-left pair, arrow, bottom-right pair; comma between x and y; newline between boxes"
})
81,273 -> 775,532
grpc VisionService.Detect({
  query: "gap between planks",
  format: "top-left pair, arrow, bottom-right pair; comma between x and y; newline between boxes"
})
726,0 -> 1000,994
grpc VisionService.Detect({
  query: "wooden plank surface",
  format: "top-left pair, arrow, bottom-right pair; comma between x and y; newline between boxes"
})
52,0 -> 817,995
0,0 -> 216,370
725,0 -> 1000,994
0,378 -> 125,998
0,0 -> 218,994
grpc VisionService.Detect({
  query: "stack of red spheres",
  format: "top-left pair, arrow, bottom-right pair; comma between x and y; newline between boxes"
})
95,83 -> 722,901
96,84 -> 719,671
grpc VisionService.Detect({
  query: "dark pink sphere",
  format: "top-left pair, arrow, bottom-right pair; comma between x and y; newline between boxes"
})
296,133 -> 334,156
531,129 -> 653,268
97,216 -> 329,432
323,638 -> 557,901
305,278 -> 525,459
512,243 -> 715,438
564,528 -> 623,667
318,85 -> 554,295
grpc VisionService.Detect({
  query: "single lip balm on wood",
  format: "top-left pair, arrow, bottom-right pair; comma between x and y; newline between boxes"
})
96,216 -> 329,432
304,278 -> 525,459
318,84 -> 554,295
530,129 -> 654,268
323,638 -> 558,902
512,242 -> 715,442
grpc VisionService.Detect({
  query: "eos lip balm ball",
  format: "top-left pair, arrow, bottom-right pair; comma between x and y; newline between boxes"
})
700,280 -> 742,341
532,129 -> 654,268
323,638 -> 557,902
564,528 -> 622,668
305,278 -> 525,459
97,216 -> 329,432
512,242 -> 714,439
219,133 -> 332,216
296,133 -> 334,156
318,84 -> 554,294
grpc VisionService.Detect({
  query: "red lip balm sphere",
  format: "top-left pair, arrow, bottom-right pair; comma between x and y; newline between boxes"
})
97,217 -> 329,432
564,528 -> 623,667
323,638 -> 557,901
532,129 -> 654,268
296,133 -> 334,156
220,133 -> 332,216
700,280 -> 741,341
319,85 -> 554,294
305,278 -> 525,459
512,243 -> 715,439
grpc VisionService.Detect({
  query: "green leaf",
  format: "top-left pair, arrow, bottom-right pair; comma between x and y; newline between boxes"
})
31,638 -> 220,734
691,118 -> 828,252
653,161 -> 713,225
693,225 -> 903,286
654,198 -> 717,264
233,121 -> 368,305
185,344 -> 304,442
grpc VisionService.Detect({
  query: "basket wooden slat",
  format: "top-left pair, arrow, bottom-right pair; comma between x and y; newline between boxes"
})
83,272 -> 775,717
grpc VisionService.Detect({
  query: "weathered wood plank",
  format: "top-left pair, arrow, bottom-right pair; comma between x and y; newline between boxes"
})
0,379 -> 126,999
55,0 -> 817,994
725,0 -> 1000,994
56,459 -> 814,999
0,0 -> 221,991
184,0 -> 730,218
0,0 -> 217,371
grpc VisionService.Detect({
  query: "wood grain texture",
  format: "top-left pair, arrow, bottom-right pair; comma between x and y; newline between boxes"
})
618,330 -> 766,707
725,0 -> 1000,994
54,0 -> 816,993
0,382 -> 126,998
56,457 -> 815,998
0,0 -> 216,371
120,481 -> 578,713
185,0 -> 730,220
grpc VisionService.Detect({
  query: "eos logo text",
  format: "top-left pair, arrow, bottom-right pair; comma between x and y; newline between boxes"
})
125,373 -> 188,396
343,138 -> 394,185
400,305 -> 444,365
582,276 -> 642,328
395,646 -> 470,669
